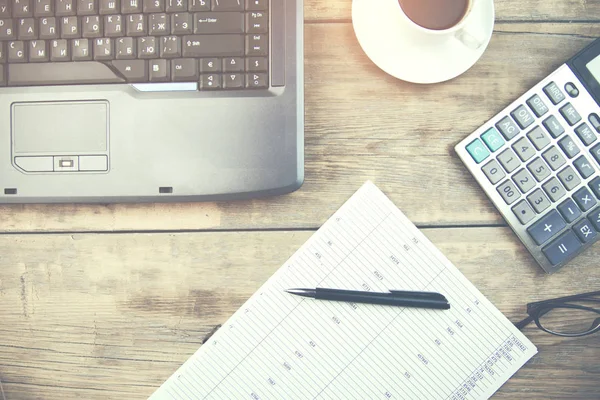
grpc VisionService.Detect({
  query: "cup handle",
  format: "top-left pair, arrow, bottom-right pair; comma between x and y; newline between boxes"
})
455,26 -> 486,50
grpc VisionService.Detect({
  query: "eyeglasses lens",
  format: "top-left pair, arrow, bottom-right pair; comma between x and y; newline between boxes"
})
537,304 -> 600,336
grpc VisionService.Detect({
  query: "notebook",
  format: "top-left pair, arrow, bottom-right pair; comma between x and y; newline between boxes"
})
149,182 -> 537,400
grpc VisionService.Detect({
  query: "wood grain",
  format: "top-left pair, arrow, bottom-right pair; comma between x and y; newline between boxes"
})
302,0 -> 600,22
1,23 -> 600,232
1,3 -> 600,400
0,229 -> 598,399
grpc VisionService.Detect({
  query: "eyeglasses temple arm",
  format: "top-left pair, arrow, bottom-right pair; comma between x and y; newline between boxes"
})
528,290 -> 600,307
514,315 -> 536,330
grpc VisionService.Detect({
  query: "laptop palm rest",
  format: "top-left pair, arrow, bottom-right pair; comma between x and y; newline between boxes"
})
11,101 -> 109,173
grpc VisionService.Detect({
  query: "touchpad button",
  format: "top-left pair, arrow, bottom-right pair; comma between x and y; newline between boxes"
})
12,101 -> 109,154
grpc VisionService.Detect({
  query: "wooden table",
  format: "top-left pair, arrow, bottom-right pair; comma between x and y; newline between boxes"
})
1,1 -> 600,399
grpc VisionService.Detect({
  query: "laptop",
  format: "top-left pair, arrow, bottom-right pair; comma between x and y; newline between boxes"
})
0,0 -> 304,203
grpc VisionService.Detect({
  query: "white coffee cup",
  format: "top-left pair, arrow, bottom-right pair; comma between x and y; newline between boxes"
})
352,0 -> 495,83
392,0 -> 488,50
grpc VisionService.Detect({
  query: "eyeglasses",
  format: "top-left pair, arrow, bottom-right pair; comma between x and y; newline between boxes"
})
514,290 -> 600,337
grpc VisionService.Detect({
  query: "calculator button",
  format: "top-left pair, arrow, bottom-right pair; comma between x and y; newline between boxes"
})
542,177 -> 566,202
527,188 -> 551,213
575,122 -> 597,146
481,159 -> 505,184
512,168 -> 536,193
573,187 -> 597,211
557,166 -> 581,191
589,207 -> 600,231
573,156 -> 595,179
543,81 -> 566,105
526,126 -> 550,150
496,116 -> 520,140
511,105 -> 535,129
557,198 -> 581,223
497,148 -> 520,173
542,115 -> 565,138
512,200 -> 536,225
591,143 -> 600,166
512,137 -> 536,162
589,176 -> 600,199
466,138 -> 490,164
497,180 -> 521,205
527,157 -> 551,182
573,219 -> 597,243
481,127 -> 505,152
527,209 -> 567,245
542,230 -> 581,265
526,94 -> 549,117
589,113 -> 600,133
557,135 -> 580,159
564,82 -> 579,98
542,146 -> 566,171
559,103 -> 582,126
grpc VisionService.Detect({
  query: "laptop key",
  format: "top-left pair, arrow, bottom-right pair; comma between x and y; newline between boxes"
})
246,0 -> 268,10
8,61 -> 124,85
194,12 -> 244,34
149,59 -> 169,82
111,59 -> 148,81
246,72 -> 267,88
200,73 -> 221,89
0,1 -> 10,17
182,34 -> 243,57
212,0 -> 243,11
171,58 -> 198,81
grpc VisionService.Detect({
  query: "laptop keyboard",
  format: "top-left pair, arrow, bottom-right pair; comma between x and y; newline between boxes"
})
0,0 -> 271,89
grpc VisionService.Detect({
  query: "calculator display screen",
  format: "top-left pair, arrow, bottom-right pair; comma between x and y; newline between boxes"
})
586,54 -> 600,83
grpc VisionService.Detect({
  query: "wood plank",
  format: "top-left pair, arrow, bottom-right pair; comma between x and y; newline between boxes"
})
0,228 -> 598,399
304,0 -> 600,22
1,25 -> 599,232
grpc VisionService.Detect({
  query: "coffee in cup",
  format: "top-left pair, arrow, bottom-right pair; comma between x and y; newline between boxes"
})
398,0 -> 471,31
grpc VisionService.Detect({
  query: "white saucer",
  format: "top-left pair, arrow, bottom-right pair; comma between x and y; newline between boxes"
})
352,0 -> 495,84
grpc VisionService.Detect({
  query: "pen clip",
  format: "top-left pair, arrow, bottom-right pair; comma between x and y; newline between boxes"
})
388,290 -> 448,302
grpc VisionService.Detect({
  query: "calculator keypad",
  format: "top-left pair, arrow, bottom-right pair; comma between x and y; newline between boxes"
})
456,65 -> 600,273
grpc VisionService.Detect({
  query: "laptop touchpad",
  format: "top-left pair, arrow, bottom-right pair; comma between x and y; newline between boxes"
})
12,101 -> 109,154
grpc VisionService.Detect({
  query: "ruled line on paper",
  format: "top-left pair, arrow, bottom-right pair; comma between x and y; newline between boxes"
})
149,182 -> 537,400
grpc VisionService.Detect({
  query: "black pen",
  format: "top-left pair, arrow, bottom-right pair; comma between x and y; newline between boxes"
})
285,288 -> 450,310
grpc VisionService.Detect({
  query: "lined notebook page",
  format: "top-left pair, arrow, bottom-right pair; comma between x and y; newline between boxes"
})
150,182 -> 537,400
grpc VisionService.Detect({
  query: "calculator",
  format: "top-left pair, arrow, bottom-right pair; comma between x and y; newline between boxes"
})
456,38 -> 600,273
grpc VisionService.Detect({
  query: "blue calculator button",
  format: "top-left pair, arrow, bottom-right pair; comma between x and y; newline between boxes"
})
466,139 -> 490,164
557,198 -> 581,223
573,219 -> 597,243
527,209 -> 566,245
542,230 -> 582,266
589,207 -> 600,231
481,127 -> 505,152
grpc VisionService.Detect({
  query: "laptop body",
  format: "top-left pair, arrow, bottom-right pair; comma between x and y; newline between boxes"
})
0,0 -> 303,203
